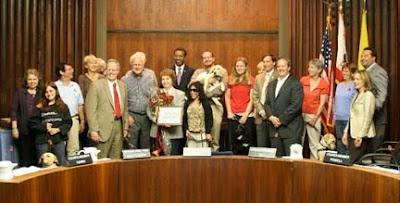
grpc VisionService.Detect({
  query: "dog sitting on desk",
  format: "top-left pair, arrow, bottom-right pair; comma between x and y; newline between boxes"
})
38,152 -> 59,168
317,133 -> 336,161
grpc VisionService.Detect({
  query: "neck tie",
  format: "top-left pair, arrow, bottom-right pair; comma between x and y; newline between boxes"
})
113,83 -> 121,119
176,67 -> 182,86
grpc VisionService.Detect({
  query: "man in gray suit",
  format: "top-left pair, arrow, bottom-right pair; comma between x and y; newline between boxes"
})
264,57 -> 304,156
361,47 -> 389,152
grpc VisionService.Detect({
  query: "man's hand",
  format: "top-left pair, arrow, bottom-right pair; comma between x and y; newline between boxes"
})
90,132 -> 101,143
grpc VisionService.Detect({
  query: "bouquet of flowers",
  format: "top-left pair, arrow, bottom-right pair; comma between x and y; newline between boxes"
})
149,88 -> 174,115
148,88 -> 174,156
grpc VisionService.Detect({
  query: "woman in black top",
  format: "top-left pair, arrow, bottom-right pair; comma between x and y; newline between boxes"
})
10,69 -> 43,166
29,82 -> 72,165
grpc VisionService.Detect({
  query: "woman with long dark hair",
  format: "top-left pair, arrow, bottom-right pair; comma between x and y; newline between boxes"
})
29,82 -> 72,165
183,82 -> 213,147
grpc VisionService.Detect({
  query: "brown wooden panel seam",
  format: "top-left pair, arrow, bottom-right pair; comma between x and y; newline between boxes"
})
107,29 -> 279,34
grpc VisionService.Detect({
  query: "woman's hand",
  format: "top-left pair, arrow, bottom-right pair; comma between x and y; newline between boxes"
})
227,112 -> 235,120
354,138 -> 362,148
342,133 -> 348,146
206,133 -> 212,141
238,116 -> 247,124
12,129 -> 19,139
309,115 -> 317,126
48,128 -> 60,135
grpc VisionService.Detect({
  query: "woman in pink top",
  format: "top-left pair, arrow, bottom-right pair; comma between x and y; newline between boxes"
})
225,57 -> 255,154
300,59 -> 329,159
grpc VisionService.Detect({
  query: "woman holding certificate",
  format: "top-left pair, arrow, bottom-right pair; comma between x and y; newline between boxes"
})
183,82 -> 213,148
147,69 -> 186,156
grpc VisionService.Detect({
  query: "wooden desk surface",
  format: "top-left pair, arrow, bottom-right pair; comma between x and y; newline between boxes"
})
0,156 -> 399,203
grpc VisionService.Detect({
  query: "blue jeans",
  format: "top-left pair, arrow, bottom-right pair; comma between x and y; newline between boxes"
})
36,141 -> 67,165
335,120 -> 348,155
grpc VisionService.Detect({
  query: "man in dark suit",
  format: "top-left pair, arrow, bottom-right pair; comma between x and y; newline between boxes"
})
86,59 -> 129,159
264,57 -> 304,157
361,47 -> 389,152
170,48 -> 194,93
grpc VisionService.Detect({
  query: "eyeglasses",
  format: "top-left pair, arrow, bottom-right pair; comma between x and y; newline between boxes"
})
189,89 -> 198,93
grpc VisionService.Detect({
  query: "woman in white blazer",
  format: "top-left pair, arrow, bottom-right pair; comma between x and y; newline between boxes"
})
342,70 -> 376,164
147,69 -> 186,156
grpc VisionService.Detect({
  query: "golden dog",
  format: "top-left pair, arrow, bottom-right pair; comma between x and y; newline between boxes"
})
317,133 -> 336,161
38,152 -> 59,167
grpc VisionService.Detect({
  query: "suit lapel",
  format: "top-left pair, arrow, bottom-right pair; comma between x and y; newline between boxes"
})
102,79 -> 115,110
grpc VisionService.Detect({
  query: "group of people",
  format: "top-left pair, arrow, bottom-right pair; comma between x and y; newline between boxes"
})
10,46 -> 388,166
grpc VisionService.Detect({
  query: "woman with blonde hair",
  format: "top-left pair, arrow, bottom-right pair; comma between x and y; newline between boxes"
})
300,59 -> 329,159
78,54 -> 105,100
225,57 -> 255,154
342,70 -> 376,164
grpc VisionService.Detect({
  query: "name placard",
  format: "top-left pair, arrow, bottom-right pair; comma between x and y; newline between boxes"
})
323,152 -> 351,166
248,147 -> 277,158
183,147 -> 212,157
66,154 -> 93,166
122,149 -> 151,159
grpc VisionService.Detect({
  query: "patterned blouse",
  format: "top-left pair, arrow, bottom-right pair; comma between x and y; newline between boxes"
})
187,103 -> 206,133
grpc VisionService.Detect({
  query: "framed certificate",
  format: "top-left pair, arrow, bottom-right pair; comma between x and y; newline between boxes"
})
157,106 -> 183,126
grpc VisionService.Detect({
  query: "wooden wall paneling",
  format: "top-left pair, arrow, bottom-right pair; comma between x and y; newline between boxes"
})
8,0 -> 16,103
31,0 -> 38,70
107,33 -> 278,78
23,0 -> 30,71
82,0 -> 88,58
52,0 -> 59,74
67,0 -> 74,72
395,0 -> 400,141
0,0 -> 6,113
74,0 -> 80,73
88,0 -> 96,54
107,0 -> 278,31
45,0 -> 52,82
60,0 -> 66,66
15,0 -> 22,81
0,0 -> 96,118
38,0 -> 46,80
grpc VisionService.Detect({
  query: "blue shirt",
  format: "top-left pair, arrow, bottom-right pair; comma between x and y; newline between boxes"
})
334,81 -> 356,121
55,80 -> 84,116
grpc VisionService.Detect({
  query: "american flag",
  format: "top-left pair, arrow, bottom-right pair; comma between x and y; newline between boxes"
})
319,27 -> 335,133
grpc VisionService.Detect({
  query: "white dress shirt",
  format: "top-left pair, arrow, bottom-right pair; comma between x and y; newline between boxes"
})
275,74 -> 290,98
